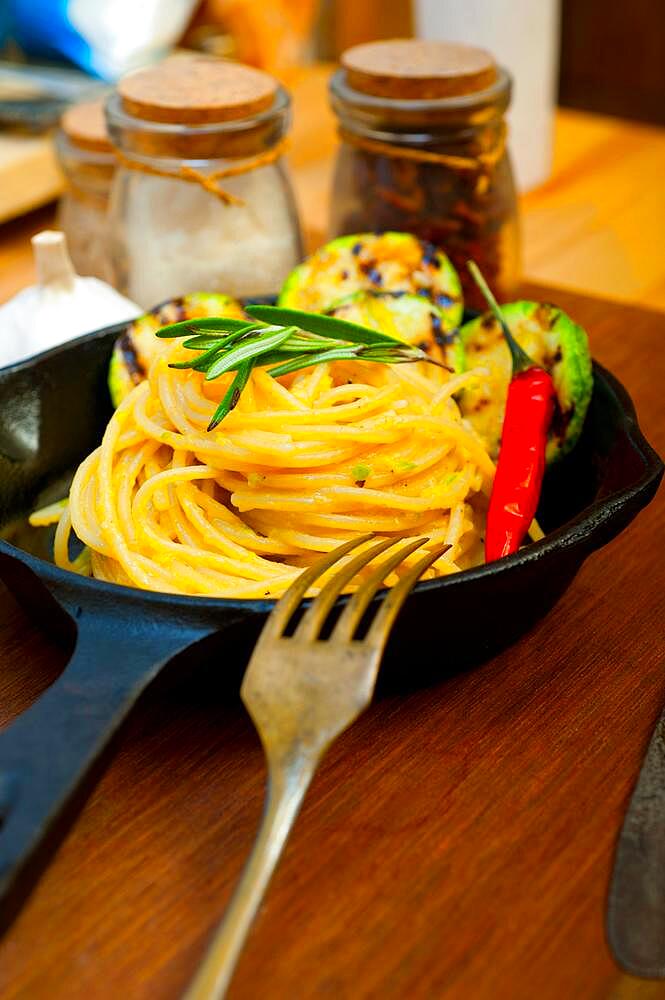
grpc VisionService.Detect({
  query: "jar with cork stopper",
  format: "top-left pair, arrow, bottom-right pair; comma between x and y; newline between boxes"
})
329,40 -> 520,310
105,55 -> 303,309
56,99 -> 116,283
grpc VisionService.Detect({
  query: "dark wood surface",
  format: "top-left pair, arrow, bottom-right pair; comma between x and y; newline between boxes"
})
0,285 -> 663,1000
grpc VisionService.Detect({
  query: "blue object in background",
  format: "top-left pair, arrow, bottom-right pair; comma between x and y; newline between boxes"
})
0,3 -> 12,50
6,0 -> 199,82
8,0 -> 99,76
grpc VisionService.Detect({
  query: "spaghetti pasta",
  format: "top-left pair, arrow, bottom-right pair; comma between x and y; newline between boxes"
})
54,341 -> 496,598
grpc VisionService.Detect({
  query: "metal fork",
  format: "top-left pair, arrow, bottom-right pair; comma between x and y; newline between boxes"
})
184,532 -> 449,1000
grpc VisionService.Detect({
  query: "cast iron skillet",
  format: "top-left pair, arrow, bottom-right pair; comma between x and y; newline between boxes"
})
0,317 -> 662,935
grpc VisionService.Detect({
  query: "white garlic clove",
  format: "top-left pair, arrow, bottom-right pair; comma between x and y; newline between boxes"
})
0,230 -> 141,368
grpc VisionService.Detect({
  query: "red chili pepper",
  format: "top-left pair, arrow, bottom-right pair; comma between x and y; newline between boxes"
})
485,367 -> 556,560
468,262 -> 557,562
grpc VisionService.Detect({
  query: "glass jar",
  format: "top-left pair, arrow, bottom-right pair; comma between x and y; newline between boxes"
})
329,40 -> 520,311
105,55 -> 303,310
55,100 -> 116,283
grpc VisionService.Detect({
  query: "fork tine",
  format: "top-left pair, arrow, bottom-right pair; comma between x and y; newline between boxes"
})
361,542 -> 451,652
294,535 -> 403,641
332,536 -> 433,641
258,533 -> 374,640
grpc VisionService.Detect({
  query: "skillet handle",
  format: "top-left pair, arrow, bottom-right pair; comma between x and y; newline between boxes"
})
0,614 -> 211,934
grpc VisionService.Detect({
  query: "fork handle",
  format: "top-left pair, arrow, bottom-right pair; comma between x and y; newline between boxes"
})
184,753 -> 318,1000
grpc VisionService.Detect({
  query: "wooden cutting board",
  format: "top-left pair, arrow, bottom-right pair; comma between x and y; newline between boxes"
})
0,134 -> 63,225
0,283 -> 663,999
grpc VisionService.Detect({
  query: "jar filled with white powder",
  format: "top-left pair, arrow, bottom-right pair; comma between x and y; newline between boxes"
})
105,55 -> 303,309
56,100 -> 116,284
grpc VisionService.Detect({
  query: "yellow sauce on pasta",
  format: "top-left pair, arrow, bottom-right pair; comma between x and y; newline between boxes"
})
54,343 -> 495,598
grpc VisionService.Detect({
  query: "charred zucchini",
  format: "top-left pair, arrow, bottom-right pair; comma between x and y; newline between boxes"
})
455,301 -> 592,463
328,290 -> 449,363
279,232 -> 463,330
108,293 -> 246,406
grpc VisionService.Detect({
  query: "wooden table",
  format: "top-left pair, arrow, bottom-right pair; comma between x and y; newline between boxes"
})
0,283 -> 663,999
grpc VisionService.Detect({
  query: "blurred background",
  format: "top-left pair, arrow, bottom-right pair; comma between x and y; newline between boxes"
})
0,0 -> 664,307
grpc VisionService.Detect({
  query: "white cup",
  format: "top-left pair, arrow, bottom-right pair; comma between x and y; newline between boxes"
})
414,0 -> 561,192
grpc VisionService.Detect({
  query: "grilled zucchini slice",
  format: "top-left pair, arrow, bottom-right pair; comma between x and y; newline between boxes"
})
455,301 -> 592,463
108,293 -> 246,407
279,232 -> 463,330
328,290 -> 449,363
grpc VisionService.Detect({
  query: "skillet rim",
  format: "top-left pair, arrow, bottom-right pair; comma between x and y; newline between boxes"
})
0,320 -> 662,614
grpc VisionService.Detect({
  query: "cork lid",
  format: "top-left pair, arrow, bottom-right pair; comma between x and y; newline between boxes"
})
118,55 -> 278,125
60,99 -> 112,153
342,39 -> 498,100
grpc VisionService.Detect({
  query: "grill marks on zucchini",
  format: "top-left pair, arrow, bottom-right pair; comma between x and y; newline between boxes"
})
118,329 -> 144,382
108,293 -> 247,407
327,290 -> 448,364
455,300 -> 593,463
278,232 -> 463,330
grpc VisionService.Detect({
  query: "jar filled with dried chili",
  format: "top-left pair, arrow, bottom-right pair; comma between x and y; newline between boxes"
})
329,40 -> 520,310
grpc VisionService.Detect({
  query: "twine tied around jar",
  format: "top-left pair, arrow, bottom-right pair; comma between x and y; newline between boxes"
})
338,123 -> 506,195
113,137 -> 290,206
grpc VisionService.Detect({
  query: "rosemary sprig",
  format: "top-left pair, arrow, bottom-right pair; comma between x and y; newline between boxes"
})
156,304 -> 448,431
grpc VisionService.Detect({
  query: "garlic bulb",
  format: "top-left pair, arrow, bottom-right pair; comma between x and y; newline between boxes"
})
0,231 -> 140,368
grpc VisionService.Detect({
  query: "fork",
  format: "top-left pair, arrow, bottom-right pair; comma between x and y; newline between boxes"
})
184,532 -> 449,999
